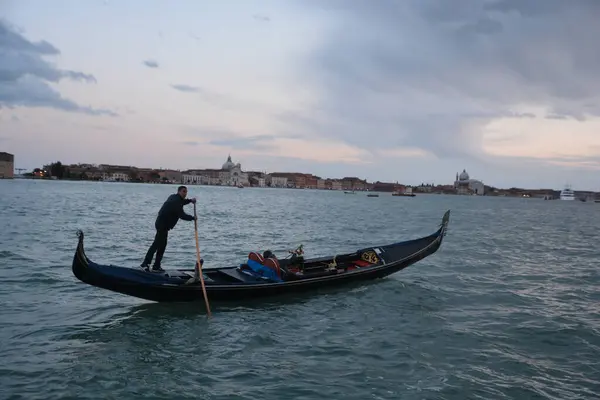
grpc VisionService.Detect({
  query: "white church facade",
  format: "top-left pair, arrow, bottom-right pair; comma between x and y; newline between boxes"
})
220,155 -> 249,186
454,169 -> 485,195
181,155 -> 249,187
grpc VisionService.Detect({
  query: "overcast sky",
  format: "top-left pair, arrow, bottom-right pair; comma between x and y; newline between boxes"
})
2,0 -> 600,190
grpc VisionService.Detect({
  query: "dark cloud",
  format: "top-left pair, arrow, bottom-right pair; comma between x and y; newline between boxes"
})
287,0 -> 600,161
0,19 -> 116,116
143,59 -> 159,68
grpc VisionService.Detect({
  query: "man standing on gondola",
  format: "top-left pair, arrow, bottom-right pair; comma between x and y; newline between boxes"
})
141,186 -> 196,272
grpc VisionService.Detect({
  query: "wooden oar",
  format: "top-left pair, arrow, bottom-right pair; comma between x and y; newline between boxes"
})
193,202 -> 211,316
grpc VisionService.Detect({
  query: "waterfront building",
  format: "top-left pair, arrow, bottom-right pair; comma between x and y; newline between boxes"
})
454,169 -> 485,195
0,152 -> 14,178
158,169 -> 182,184
220,154 -> 249,186
268,175 -> 288,188
182,155 -> 249,186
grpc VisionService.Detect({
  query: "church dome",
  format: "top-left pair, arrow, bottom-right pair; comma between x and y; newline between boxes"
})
459,169 -> 469,181
222,155 -> 235,170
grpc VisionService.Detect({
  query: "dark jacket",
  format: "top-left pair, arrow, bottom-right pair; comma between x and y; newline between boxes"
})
155,194 -> 194,231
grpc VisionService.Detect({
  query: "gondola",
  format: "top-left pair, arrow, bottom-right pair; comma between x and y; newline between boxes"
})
71,210 -> 450,303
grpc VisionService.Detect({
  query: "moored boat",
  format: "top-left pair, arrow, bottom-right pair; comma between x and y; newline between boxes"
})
71,210 -> 451,303
559,184 -> 575,200
392,187 -> 416,197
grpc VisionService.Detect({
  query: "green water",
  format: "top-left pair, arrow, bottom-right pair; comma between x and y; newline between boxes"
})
1,180 -> 599,399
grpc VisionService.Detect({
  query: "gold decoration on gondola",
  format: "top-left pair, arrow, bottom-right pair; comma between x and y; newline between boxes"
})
360,250 -> 378,264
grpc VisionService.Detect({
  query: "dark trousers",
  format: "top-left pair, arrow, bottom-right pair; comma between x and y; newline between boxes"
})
143,229 -> 168,267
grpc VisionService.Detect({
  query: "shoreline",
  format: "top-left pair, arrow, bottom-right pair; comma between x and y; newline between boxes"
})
6,176 -> 595,200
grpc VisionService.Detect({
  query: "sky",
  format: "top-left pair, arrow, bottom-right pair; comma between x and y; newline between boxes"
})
2,0 -> 600,190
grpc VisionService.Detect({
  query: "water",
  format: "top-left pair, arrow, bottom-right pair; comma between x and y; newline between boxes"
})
1,179 -> 599,399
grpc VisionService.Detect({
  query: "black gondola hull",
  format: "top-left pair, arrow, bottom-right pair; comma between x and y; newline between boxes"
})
71,210 -> 450,303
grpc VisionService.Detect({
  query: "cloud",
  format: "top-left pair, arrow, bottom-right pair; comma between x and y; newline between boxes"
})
171,84 -> 200,93
182,126 -> 297,149
546,156 -> 600,170
170,84 -> 273,115
208,134 -> 277,150
375,147 -> 433,158
545,114 -> 570,120
287,0 -> 600,163
253,14 -> 271,22
188,33 -> 201,42
182,126 -> 240,141
502,154 -> 600,172
0,19 -> 116,116
179,124 -> 369,164
143,59 -> 159,68
1,111 -> 20,123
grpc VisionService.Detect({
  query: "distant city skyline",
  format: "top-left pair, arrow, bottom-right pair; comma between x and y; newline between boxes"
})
24,159 -> 582,200
2,150 -> 594,191
2,1 -> 600,191
10,153 -> 571,193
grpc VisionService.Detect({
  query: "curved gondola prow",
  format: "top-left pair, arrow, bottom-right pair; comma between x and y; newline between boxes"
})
439,209 -> 450,239
72,230 -> 91,281
401,209 -> 450,268
424,209 -> 450,253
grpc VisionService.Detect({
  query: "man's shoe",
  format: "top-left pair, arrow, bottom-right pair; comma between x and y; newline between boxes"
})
151,265 -> 165,273
140,263 -> 150,271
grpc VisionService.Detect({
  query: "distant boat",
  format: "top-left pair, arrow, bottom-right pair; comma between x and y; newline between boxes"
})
367,193 -> 379,197
559,185 -> 575,201
344,191 -> 356,194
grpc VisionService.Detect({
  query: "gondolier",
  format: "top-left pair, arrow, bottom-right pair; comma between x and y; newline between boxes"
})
141,186 -> 196,272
